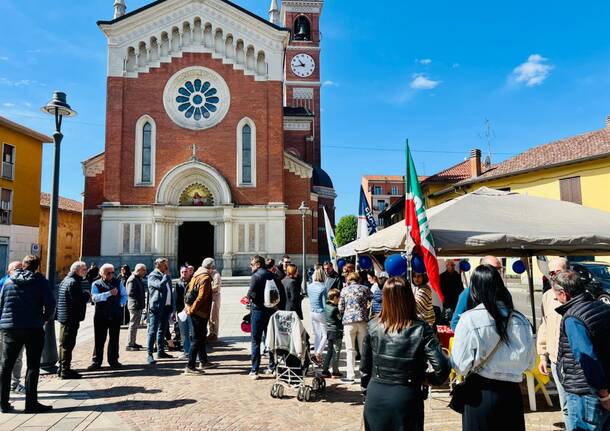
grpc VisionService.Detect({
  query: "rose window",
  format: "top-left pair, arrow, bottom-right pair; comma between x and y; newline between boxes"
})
175,79 -> 220,121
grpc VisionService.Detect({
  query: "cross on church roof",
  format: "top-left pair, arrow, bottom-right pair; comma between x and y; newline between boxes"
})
191,144 -> 202,161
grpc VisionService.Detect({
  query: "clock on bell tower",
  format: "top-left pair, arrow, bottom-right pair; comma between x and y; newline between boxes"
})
281,0 -> 323,167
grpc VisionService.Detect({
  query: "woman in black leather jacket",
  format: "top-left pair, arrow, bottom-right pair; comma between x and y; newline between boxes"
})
360,276 -> 450,431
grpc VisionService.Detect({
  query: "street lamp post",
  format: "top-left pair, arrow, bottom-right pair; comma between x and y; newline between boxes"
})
40,92 -> 77,373
298,201 -> 309,294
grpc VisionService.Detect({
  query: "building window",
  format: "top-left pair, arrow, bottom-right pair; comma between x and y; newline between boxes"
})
377,200 -> 387,211
293,16 -> 311,41
2,144 -> 15,181
560,176 -> 582,204
242,125 -> 252,184
372,186 -> 382,195
391,185 -> 399,195
134,115 -> 156,186
0,189 -> 12,224
237,118 -> 256,186
141,123 -> 152,183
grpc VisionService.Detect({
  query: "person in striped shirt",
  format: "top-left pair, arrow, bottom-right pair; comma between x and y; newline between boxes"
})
411,272 -> 436,327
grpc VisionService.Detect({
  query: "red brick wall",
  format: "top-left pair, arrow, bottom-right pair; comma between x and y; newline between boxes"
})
82,172 -> 104,256
283,170 -> 317,255
105,52 -> 285,206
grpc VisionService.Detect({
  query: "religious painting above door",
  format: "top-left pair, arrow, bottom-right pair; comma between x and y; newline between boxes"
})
179,183 -> 215,206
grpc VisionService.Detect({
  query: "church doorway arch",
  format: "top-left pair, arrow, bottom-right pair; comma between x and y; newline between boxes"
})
178,221 -> 214,269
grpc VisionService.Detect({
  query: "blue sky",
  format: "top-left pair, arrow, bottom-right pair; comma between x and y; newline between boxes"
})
2,0 -> 610,219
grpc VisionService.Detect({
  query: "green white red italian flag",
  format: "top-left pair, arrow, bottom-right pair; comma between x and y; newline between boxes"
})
405,142 -> 443,303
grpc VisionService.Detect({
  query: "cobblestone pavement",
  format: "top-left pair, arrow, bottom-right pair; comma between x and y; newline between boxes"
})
0,283 -> 564,430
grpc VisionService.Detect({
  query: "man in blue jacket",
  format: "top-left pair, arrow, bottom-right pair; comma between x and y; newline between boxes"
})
0,261 -> 25,394
146,258 -> 174,365
0,255 -> 55,414
553,270 -> 610,430
87,263 -> 127,371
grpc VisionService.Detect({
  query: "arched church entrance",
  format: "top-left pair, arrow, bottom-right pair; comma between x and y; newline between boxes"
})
178,221 -> 214,268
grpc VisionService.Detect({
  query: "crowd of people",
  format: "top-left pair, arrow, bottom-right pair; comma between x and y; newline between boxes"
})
0,252 -> 608,431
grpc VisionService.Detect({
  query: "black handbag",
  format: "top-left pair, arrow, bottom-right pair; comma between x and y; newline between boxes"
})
448,335 -> 504,413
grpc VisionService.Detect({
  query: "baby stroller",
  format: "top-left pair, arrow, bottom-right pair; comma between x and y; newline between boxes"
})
265,310 -> 326,402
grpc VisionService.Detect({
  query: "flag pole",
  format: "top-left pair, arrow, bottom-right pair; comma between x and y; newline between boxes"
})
405,138 -> 413,285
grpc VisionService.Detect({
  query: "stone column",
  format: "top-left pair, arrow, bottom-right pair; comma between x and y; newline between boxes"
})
222,207 -> 234,276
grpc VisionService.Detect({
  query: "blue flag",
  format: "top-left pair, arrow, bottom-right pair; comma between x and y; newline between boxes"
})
357,186 -> 377,239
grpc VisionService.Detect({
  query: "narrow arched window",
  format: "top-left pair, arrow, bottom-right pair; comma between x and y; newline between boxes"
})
134,115 -> 156,186
242,125 -> 252,184
237,118 -> 256,187
142,122 -> 152,183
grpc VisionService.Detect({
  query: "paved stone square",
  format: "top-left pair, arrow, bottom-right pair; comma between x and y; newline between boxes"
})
0,282 -> 564,430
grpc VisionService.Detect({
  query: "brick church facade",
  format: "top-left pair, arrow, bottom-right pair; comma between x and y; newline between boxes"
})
82,0 -> 335,275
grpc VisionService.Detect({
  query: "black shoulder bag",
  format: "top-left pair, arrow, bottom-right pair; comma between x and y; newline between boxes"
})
448,336 -> 504,413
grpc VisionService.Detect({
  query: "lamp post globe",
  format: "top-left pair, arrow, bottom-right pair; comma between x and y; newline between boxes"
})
298,201 -> 309,294
40,91 -> 77,373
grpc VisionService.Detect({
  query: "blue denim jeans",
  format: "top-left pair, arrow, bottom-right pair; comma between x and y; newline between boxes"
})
178,315 -> 191,355
566,393 -> 610,431
147,305 -> 171,355
250,307 -> 274,373
551,361 -> 568,425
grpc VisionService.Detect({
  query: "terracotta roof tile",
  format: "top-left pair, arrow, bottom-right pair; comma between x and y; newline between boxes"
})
460,127 -> 610,185
363,175 -> 405,181
40,193 -> 83,213
423,160 -> 475,184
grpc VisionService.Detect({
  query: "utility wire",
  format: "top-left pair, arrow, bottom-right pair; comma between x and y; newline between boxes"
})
325,145 -> 517,156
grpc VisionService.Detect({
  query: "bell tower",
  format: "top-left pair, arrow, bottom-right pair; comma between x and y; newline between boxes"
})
282,0 -> 323,167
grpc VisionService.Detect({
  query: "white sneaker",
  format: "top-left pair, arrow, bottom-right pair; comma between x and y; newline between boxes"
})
264,368 -> 275,376
248,371 -> 259,380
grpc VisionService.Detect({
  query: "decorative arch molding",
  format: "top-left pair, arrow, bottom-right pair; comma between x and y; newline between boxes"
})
156,160 -> 232,205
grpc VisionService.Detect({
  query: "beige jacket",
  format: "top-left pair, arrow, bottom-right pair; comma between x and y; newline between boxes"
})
537,289 -> 562,363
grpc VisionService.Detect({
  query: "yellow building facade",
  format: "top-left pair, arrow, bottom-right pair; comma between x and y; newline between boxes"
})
39,194 -> 83,279
427,121 -> 610,281
0,116 -> 51,275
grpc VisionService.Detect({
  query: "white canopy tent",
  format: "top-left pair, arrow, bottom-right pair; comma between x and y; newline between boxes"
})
347,187 -> 610,256
338,187 -> 610,326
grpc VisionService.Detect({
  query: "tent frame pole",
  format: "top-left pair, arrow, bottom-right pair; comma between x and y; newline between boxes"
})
526,255 -> 537,334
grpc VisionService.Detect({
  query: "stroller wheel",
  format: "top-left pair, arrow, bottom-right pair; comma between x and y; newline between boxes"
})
277,384 -> 284,399
312,377 -> 325,392
297,386 -> 305,402
303,385 -> 312,402
270,383 -> 279,398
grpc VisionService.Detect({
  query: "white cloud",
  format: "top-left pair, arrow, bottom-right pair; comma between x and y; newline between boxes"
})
418,58 -> 432,65
2,103 -> 15,108
322,80 -> 339,87
0,56 -> 8,61
410,74 -> 441,90
23,102 -> 31,108
0,77 -> 44,87
511,54 -> 553,87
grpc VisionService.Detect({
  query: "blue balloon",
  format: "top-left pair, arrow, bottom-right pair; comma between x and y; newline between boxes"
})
411,255 -> 426,274
459,260 -> 471,272
358,255 -> 373,270
512,260 -> 526,274
385,253 -> 407,277
337,258 -> 346,270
